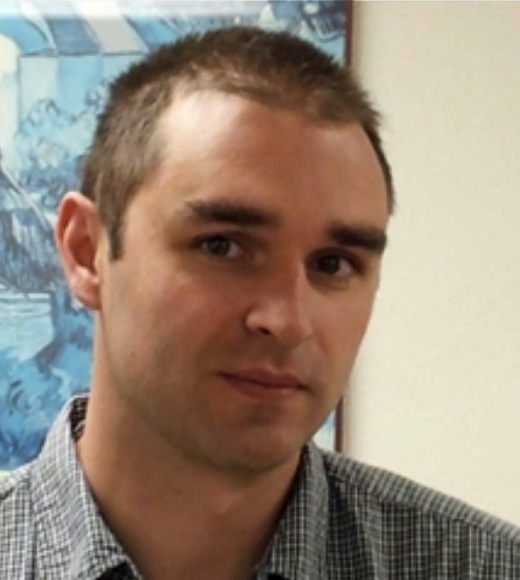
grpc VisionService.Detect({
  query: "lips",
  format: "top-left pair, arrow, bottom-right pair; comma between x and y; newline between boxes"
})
220,369 -> 305,397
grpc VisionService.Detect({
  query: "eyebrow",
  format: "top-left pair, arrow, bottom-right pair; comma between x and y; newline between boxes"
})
328,222 -> 387,255
183,199 -> 387,255
183,199 -> 280,227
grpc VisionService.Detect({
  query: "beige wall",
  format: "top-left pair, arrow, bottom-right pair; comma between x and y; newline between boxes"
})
347,1 -> 520,525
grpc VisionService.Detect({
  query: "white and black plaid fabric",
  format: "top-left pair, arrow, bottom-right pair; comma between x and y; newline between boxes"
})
1,396 -> 519,579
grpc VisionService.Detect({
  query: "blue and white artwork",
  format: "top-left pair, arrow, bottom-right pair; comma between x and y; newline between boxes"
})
0,0 -> 349,469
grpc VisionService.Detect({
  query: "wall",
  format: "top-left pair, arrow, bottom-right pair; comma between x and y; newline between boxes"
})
347,1 -> 520,525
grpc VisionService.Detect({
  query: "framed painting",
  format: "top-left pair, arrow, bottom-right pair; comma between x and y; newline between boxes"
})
0,0 -> 352,470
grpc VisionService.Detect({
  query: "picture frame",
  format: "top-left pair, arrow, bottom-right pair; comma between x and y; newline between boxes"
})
0,0 -> 352,470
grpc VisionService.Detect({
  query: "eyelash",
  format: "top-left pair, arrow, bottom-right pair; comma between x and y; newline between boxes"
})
197,234 -> 246,259
195,234 -> 361,280
312,251 -> 360,280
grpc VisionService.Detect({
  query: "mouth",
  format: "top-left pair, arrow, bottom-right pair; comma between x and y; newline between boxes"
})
220,370 -> 306,400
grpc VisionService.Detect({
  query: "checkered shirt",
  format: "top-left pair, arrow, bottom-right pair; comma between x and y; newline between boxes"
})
1,396 -> 520,579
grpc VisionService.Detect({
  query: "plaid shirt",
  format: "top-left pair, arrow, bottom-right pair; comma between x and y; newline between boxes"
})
1,397 -> 519,579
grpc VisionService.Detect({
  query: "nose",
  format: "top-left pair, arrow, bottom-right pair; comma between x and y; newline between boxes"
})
244,263 -> 314,348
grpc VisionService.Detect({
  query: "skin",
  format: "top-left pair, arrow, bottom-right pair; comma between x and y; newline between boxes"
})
55,90 -> 389,579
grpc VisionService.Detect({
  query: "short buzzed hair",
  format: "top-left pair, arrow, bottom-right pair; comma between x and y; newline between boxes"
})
81,26 -> 394,259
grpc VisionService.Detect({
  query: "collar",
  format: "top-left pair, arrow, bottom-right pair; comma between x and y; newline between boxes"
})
30,396 -> 139,580
257,443 -> 329,580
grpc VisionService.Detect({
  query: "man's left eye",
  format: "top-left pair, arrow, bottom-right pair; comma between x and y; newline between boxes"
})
200,235 -> 243,258
314,254 -> 355,279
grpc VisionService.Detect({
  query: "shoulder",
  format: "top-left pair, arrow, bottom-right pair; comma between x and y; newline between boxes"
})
316,448 -> 520,572
0,464 -> 36,568
0,464 -> 34,518
319,449 -> 520,542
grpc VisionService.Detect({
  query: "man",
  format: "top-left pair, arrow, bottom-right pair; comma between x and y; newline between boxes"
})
1,26 -> 519,580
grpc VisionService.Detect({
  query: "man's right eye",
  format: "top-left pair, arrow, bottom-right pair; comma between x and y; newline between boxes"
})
199,235 -> 243,259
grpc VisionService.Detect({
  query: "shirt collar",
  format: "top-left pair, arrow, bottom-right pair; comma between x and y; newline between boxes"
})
258,443 -> 329,580
30,396 -> 139,580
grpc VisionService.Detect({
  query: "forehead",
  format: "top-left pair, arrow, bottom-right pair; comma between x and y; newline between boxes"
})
141,90 -> 388,230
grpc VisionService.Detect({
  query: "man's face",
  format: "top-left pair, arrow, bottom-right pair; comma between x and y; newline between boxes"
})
93,91 -> 388,476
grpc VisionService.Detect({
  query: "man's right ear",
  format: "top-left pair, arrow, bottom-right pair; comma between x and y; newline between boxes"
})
54,192 -> 103,311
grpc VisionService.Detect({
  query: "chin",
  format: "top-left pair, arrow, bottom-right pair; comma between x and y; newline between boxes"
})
213,432 -> 310,477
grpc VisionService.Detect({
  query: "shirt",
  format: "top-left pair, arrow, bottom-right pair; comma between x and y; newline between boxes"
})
1,396 -> 519,579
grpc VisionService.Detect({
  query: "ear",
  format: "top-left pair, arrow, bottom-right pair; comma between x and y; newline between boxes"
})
55,192 -> 104,311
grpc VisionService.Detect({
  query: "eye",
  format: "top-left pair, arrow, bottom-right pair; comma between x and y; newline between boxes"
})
313,252 -> 356,280
199,235 -> 243,259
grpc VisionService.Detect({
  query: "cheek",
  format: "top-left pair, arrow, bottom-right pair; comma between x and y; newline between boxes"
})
144,274 -> 243,344
320,294 -> 376,371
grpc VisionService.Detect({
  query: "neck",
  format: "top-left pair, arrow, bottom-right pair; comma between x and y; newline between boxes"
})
76,386 -> 300,580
